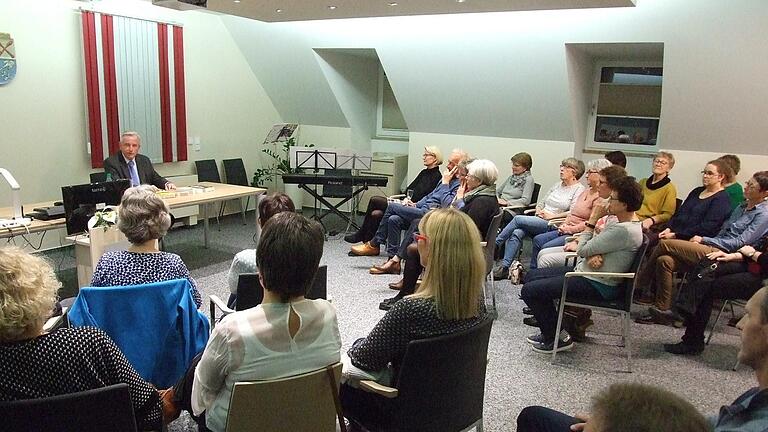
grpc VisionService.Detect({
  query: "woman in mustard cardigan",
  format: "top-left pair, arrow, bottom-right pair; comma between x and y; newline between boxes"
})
637,151 -> 678,231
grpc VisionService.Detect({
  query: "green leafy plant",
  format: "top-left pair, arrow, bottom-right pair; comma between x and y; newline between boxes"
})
252,137 -> 314,187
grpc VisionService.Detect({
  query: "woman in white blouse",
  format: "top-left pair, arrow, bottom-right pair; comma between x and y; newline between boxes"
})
164,212 -> 341,432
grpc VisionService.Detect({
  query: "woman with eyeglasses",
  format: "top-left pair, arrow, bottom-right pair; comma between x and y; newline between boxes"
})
528,158 -> 612,271
379,159 -> 499,310
634,159 -> 735,315
637,151 -> 678,231
344,147 -> 442,245
341,209 -> 487,427
492,157 -> 586,280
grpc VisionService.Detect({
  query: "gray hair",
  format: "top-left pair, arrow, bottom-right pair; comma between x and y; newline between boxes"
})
587,158 -> 613,172
424,146 -> 444,165
467,159 -> 499,186
561,157 -> 586,180
117,185 -> 172,244
450,148 -> 470,164
120,131 -> 142,145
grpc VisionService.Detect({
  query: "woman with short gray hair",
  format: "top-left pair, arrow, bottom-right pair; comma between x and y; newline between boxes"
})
497,152 -> 535,213
91,185 -> 202,308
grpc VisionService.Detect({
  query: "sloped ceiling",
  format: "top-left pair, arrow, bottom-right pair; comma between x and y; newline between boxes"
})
200,0 -> 636,23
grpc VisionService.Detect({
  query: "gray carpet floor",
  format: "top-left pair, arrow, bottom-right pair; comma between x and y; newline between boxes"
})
45,211 -> 755,431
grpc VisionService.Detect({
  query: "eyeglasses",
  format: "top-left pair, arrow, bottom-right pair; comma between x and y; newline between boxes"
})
701,170 -> 718,176
653,159 -> 670,166
560,164 -> 576,170
413,233 -> 428,242
423,153 -> 436,158
586,169 -> 599,174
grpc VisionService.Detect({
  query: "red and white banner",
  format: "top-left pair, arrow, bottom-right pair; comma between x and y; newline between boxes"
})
82,11 -> 187,168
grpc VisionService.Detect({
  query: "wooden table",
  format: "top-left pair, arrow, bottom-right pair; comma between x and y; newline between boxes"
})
1,182 -> 266,248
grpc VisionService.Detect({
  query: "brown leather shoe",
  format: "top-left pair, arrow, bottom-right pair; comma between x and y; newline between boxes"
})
350,242 -> 380,257
389,278 -> 404,290
370,259 -> 401,275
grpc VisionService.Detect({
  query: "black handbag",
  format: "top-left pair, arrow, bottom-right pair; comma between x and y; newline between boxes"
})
674,258 -> 719,316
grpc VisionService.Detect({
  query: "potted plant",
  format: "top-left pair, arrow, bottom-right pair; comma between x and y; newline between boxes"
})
254,137 -> 313,208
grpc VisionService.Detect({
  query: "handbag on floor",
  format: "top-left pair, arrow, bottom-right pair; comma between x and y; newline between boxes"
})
674,258 -> 718,316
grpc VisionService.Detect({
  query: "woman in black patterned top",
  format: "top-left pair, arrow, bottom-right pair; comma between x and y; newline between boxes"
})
341,208 -> 488,425
90,185 -> 201,308
0,247 -> 164,430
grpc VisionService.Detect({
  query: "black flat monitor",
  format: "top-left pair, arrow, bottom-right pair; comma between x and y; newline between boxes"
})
61,179 -> 131,235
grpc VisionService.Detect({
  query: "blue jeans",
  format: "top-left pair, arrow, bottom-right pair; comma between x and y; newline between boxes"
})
520,270 -> 602,342
372,202 -> 427,257
495,215 -> 551,267
530,230 -> 568,270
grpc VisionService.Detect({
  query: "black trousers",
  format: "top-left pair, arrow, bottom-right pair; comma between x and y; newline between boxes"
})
171,352 -> 210,431
355,196 -> 388,242
516,406 -> 579,432
681,263 -> 763,347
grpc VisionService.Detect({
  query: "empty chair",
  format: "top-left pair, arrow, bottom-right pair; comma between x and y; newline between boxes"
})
210,265 -> 328,327
223,158 -> 251,224
347,318 -> 493,432
195,159 -> 222,183
225,363 -> 343,432
0,383 -> 137,432
90,171 -> 108,183
482,210 -> 504,318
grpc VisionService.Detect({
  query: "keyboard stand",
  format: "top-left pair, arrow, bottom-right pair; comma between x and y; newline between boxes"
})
297,183 -> 368,230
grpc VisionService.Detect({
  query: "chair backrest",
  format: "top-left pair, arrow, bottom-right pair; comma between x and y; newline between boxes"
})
67,279 -> 211,388
90,172 -> 108,183
195,159 -> 221,183
0,383 -> 137,432
391,317 -> 493,432
322,169 -> 353,198
236,265 -> 328,311
621,233 -> 650,312
484,210 -> 504,274
223,158 -> 249,186
226,363 -> 342,432
531,182 -> 542,205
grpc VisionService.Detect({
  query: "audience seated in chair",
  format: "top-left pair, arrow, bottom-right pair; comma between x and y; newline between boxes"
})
369,157 -> 475,276
633,159 -> 734,315
0,247 -> 169,430
493,157 -> 587,280
380,159 -> 501,310
635,171 -> 768,325
341,208 -> 488,427
497,152 -> 535,223
603,150 -> 627,168
90,185 -> 202,308
718,154 -> 745,210
528,158 -> 612,271
344,146 -> 443,245
516,382 -> 709,432
536,165 -> 628,270
348,149 -> 469,258
164,212 -> 341,432
226,192 -> 295,307
664,235 -> 768,355
520,286 -> 768,432
637,151 -> 678,232
520,176 -> 644,353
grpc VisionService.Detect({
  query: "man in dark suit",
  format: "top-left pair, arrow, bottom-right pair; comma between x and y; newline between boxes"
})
103,131 -> 176,190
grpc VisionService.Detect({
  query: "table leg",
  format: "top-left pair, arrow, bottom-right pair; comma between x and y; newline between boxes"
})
202,203 -> 209,248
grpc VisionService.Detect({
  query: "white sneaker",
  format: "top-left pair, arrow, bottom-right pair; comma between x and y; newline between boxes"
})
509,260 -> 525,284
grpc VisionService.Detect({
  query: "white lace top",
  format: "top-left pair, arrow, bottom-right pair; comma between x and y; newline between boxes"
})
191,298 -> 341,431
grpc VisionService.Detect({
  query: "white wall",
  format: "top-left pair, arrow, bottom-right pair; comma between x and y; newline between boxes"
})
409,133 -> 575,191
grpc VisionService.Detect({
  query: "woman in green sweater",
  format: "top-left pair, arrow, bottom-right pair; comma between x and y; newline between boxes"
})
718,154 -> 745,209
637,151 -> 677,231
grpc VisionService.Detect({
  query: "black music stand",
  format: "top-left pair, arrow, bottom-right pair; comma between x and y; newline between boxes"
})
293,149 -> 368,230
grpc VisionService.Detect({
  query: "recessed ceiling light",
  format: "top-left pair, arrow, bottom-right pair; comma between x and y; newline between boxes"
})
456,0 -> 466,3
388,2 -> 398,5
276,8 -> 283,13
328,5 -> 337,10
233,0 -> 240,3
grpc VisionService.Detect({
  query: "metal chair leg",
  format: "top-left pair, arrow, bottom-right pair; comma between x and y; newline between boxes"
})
706,300 -> 729,345
624,313 -> 633,373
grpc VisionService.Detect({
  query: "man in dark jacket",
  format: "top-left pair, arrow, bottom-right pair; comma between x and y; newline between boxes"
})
103,131 -> 176,190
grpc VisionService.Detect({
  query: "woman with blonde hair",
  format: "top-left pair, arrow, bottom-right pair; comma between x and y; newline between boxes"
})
637,151 -> 678,231
341,208 -> 488,426
0,247 -> 166,430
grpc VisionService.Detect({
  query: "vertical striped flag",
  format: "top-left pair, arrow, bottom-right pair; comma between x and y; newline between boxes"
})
81,11 -> 187,168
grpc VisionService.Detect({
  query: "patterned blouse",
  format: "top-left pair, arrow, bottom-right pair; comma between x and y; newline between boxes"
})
348,297 -> 487,374
0,327 -> 162,430
91,250 -> 202,308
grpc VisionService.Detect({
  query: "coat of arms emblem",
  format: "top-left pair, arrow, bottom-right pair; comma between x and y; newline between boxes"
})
0,32 -> 16,85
